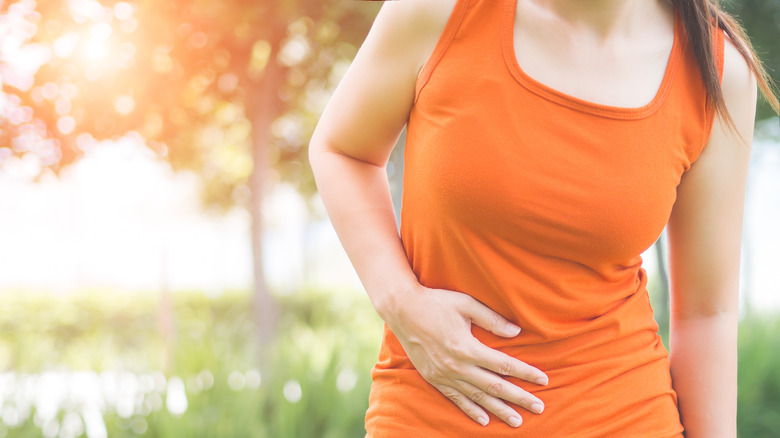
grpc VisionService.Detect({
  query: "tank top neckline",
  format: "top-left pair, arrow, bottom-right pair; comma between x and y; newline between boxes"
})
501,0 -> 683,120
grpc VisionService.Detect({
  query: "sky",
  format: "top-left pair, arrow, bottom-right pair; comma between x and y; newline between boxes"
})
0,131 -> 778,313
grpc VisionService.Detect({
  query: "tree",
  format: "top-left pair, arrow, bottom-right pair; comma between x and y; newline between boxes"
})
0,0 -> 380,368
723,0 -> 780,121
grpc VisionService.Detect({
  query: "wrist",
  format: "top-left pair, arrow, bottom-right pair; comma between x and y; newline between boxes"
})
373,280 -> 426,327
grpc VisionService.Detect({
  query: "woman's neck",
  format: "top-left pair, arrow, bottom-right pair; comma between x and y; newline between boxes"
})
525,0 -> 672,41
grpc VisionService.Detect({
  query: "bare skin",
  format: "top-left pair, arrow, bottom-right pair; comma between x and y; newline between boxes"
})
309,0 -> 756,434
512,0 -> 675,107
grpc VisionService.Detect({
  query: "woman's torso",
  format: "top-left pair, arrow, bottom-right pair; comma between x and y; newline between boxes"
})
365,0 -> 725,436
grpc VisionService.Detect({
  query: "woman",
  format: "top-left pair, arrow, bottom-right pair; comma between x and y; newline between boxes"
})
309,0 -> 778,436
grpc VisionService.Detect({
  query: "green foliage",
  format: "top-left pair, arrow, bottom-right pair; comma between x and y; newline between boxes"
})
1,290 -> 778,437
0,289 -> 383,437
723,0 -> 780,121
1,0 -> 380,210
737,314 -> 780,438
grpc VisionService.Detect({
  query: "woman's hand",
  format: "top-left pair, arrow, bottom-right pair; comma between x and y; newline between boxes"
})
385,283 -> 548,428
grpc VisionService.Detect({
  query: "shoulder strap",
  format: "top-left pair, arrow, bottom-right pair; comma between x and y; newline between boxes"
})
414,0 -> 471,103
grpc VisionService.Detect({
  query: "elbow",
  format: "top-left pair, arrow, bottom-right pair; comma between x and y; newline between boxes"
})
308,116 -> 336,169
669,282 -> 740,321
670,307 -> 739,329
671,303 -> 739,320
308,140 -> 320,174
308,130 -> 324,170
308,131 -> 333,178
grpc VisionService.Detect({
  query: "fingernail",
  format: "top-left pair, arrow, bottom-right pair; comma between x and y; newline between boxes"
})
531,402 -> 544,414
508,416 -> 522,427
477,416 -> 488,426
506,322 -> 521,335
535,376 -> 548,385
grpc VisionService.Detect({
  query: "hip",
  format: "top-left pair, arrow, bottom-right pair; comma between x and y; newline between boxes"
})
365,337 -> 684,437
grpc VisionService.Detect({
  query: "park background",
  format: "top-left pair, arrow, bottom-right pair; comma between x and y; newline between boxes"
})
1,0 -> 779,436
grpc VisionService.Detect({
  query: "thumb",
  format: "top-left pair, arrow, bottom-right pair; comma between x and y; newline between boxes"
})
462,298 -> 521,338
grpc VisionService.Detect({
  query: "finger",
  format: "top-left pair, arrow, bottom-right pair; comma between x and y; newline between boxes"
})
461,298 -> 522,338
455,379 -> 525,428
473,343 -> 549,385
435,384 -> 490,427
459,367 -> 545,415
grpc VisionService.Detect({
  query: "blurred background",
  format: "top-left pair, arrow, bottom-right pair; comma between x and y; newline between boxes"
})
0,0 -> 778,437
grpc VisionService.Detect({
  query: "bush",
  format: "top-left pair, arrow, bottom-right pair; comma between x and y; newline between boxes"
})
0,290 -> 778,437
0,289 -> 383,438
737,314 -> 780,438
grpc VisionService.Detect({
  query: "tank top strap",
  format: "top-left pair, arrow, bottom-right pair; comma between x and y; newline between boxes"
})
414,0 -> 503,103
670,16 -> 727,168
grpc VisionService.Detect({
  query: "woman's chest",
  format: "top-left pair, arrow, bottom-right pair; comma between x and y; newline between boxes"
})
404,99 -> 691,266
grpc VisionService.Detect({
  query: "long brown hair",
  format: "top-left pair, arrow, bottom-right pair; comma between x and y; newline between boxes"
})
675,0 -> 780,133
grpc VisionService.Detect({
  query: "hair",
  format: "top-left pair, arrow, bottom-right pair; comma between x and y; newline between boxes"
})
674,0 -> 780,134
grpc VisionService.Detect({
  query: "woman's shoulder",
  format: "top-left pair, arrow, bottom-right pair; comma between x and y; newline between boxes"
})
371,0 -> 457,40
719,33 -> 758,111
371,0 -> 459,78
309,0 -> 461,167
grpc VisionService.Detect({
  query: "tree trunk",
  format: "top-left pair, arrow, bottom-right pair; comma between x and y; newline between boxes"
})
158,238 -> 174,374
247,26 -> 287,372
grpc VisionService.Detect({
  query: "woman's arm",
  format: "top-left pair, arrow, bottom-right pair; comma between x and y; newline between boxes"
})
666,37 -> 758,438
309,0 -> 547,428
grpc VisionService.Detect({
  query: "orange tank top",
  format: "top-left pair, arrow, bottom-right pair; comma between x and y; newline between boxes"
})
365,0 -> 725,436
